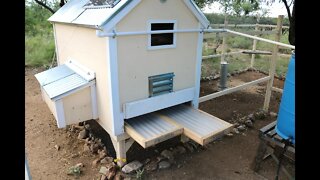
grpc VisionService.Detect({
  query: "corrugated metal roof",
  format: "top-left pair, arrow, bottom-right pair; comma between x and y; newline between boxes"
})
48,0 -> 210,29
35,64 -> 74,86
43,74 -> 88,99
35,65 -> 92,100
48,0 -> 131,27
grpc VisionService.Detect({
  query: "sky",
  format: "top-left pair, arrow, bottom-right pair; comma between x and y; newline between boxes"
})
203,1 -> 292,17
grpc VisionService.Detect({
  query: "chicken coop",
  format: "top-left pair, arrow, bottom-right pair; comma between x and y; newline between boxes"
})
35,0 -> 233,165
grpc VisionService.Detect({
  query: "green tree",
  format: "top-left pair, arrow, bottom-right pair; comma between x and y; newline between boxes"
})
194,0 -> 294,45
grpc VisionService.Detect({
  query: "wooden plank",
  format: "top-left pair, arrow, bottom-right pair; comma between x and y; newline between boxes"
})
243,50 -> 272,55
263,15 -> 284,111
221,16 -> 228,63
226,29 -> 294,49
260,121 -> 277,134
210,24 -> 289,29
203,31 -> 276,39
272,87 -> 283,93
202,125 -> 233,145
250,24 -> 259,68
144,128 -> 183,148
202,51 -> 242,60
124,122 -> 147,148
267,129 -> 277,138
199,76 -> 270,103
124,115 -> 183,148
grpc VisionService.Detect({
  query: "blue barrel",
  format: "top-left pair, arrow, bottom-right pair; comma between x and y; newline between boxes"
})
275,51 -> 295,144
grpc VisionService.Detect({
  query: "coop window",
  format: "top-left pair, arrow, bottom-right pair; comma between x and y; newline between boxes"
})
149,73 -> 174,97
148,20 -> 176,50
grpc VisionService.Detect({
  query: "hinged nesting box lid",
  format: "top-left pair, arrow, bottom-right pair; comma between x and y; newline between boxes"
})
35,60 -> 95,100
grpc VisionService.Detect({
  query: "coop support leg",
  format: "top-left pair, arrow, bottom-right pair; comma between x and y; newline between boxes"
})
111,137 -> 135,167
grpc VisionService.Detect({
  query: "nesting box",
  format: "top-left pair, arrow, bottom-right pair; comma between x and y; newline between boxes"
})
35,0 -> 233,163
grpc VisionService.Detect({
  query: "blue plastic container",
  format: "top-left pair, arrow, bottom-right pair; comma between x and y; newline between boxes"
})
275,51 -> 295,144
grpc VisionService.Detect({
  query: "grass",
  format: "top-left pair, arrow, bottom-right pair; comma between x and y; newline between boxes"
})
253,55 -> 290,77
201,51 -> 291,78
25,34 -> 55,67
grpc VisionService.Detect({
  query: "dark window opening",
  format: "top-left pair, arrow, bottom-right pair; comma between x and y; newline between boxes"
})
151,23 -> 174,46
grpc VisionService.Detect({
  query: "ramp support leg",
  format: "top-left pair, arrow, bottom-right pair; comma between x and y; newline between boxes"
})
111,137 -> 135,167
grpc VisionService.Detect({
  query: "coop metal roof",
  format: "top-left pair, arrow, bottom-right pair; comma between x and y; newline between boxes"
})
48,0 -> 210,29
35,64 -> 93,100
48,0 -> 131,28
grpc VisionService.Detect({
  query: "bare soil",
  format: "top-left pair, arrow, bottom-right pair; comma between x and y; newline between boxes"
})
25,67 -> 294,180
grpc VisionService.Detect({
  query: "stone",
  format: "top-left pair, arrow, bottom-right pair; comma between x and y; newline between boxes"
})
101,157 -> 114,164
70,125 -> 76,133
114,173 -> 123,180
73,125 -> 85,131
245,120 -> 253,128
247,113 -> 255,121
54,145 -> 60,151
89,133 -> 94,139
237,125 -> 246,132
144,160 -> 158,171
90,143 -> 100,153
107,165 -> 117,180
83,144 -> 90,152
254,110 -> 267,120
233,128 -> 240,134
121,160 -> 143,174
158,161 -> 171,169
99,166 -> 108,175
143,158 -> 151,165
183,143 -> 194,153
75,163 -> 84,168
177,164 -> 182,168
160,149 -> 174,162
92,158 -> 101,167
270,112 -> 278,118
78,129 -> 88,139
156,156 -> 165,162
67,165 -> 81,176
98,149 -> 108,159
226,133 -> 233,137
100,175 -> 107,180
85,138 -> 91,144
172,146 -> 186,155
71,153 -> 79,158
85,124 -> 90,130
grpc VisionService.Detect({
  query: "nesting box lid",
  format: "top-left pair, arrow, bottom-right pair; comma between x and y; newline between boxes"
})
35,60 -> 95,100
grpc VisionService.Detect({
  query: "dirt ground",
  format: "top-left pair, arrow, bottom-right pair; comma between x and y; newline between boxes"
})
25,67 -> 295,180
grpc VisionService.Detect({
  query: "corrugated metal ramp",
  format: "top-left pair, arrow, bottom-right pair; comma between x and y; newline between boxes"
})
124,104 -> 233,148
125,113 -> 183,148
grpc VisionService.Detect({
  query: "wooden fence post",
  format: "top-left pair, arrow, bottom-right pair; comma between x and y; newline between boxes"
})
250,23 -> 259,68
221,14 -> 228,63
263,15 -> 283,111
